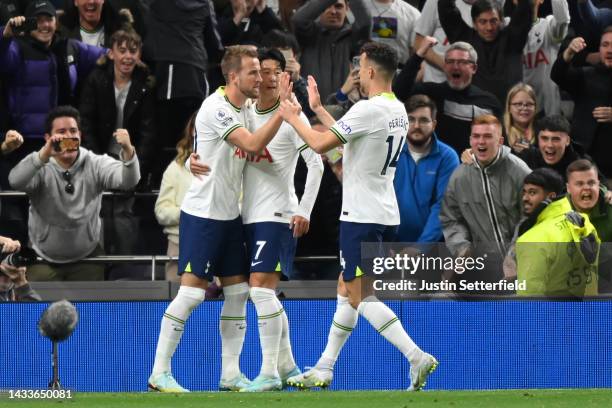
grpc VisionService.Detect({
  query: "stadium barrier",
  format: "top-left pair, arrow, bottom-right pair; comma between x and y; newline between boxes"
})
1,300 -> 611,391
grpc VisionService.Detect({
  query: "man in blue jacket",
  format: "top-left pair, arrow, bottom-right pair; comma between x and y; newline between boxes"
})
393,94 -> 459,243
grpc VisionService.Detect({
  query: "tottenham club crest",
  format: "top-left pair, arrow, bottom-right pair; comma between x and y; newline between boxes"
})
215,107 -> 234,126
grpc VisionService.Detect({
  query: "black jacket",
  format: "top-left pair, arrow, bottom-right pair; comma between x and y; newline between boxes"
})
438,0 -> 532,103
217,5 -> 283,46
79,59 -> 156,182
393,53 -> 502,156
144,0 -> 223,72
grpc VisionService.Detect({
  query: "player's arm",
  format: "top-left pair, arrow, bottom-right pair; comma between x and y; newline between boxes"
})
226,113 -> 283,154
307,75 -> 336,128
279,100 -> 342,154
226,73 -> 293,154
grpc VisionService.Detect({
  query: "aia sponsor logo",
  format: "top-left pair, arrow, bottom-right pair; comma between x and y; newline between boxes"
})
234,147 -> 274,163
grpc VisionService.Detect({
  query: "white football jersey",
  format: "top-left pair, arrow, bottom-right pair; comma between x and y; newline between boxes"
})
330,93 -> 407,225
181,87 -> 249,220
522,0 -> 569,115
242,100 -> 324,224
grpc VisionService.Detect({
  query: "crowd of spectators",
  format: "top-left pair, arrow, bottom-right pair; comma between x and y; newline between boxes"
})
0,0 -> 611,297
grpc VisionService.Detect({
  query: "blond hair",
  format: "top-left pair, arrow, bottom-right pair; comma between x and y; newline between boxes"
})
175,112 -> 197,166
504,83 -> 537,147
220,45 -> 258,82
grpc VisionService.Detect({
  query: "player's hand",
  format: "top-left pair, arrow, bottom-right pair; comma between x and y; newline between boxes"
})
2,130 -> 24,154
592,106 -> 612,123
114,128 -> 135,159
564,37 -> 586,61
416,35 -> 438,58
278,72 -> 293,102
307,75 -> 324,112
189,152 -> 211,180
0,237 -> 20,253
460,148 -> 474,164
279,100 -> 301,122
3,16 -> 25,38
290,215 -> 309,238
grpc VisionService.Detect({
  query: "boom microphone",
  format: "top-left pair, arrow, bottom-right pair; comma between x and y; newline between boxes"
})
38,300 -> 79,342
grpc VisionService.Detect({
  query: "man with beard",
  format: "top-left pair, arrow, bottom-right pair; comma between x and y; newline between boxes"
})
394,94 -> 459,243
502,167 -> 565,281
393,37 -> 501,156
516,160 -> 601,297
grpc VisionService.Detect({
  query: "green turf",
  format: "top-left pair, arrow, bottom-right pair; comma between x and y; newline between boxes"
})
2,390 -> 611,408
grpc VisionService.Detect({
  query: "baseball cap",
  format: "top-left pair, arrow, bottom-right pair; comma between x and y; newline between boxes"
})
25,1 -> 57,18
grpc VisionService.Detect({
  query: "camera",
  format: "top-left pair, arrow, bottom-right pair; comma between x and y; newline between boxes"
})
12,17 -> 38,34
1,246 -> 37,268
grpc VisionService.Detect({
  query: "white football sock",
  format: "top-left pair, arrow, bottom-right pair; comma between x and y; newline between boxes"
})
220,282 -> 249,380
275,297 -> 297,377
152,286 -> 206,375
315,295 -> 358,371
358,296 -> 421,364
250,286 -> 283,378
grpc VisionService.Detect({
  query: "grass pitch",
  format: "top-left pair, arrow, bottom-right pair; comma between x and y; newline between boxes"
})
2,389 -> 610,408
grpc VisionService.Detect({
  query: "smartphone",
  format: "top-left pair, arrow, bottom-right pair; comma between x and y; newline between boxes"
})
12,17 -> 37,34
52,138 -> 80,153
352,55 -> 360,69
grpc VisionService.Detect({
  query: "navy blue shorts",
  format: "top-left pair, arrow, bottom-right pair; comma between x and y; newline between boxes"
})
178,211 -> 247,279
244,222 -> 297,278
339,221 -> 398,281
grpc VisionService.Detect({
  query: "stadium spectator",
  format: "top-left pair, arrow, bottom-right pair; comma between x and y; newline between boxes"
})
503,83 -> 537,154
234,47 -> 323,391
521,0 -> 569,116
325,57 -> 366,113
502,167 -> 565,281
78,28 -> 155,271
292,0 -> 371,99
438,0 -> 532,103
550,29 -> 612,179
393,94 -> 459,243
144,0 -> 224,166
440,114 -> 531,284
394,38 -> 502,156
364,0 -> 420,64
261,29 -> 313,117
516,160 -> 600,297
279,41 -> 438,392
413,0 -> 474,84
0,130 -> 24,239
8,105 -> 140,281
518,115 -> 597,182
0,235 -> 41,301
0,1 -> 106,145
148,45 -> 291,393
155,112 -> 196,282
217,0 -> 283,46
58,0 -> 140,47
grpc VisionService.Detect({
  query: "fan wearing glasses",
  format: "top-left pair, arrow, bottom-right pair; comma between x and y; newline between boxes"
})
8,105 -> 140,281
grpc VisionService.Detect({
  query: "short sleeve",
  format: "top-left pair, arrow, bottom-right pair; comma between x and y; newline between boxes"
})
330,101 -> 373,144
199,105 -> 245,141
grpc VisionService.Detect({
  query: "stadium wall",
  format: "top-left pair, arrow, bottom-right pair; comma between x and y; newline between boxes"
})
1,300 -> 611,391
